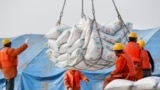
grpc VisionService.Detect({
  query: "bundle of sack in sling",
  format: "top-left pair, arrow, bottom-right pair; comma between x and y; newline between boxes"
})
45,16 -> 132,70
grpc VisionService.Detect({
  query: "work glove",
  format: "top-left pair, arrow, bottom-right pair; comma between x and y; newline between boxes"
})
25,38 -> 29,44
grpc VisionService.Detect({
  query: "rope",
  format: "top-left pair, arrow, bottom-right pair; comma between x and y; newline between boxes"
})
91,0 -> 96,21
91,0 -> 103,58
81,0 -> 85,18
112,0 -> 130,42
56,0 -> 67,26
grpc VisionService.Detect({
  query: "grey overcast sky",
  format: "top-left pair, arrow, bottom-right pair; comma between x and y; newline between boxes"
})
0,0 -> 160,37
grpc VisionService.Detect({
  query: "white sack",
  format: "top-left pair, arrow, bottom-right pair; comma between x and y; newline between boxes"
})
95,59 -> 114,67
102,17 -> 122,35
84,59 -> 97,66
45,25 -> 70,39
46,49 -> 60,58
81,17 -> 93,44
85,17 -> 93,27
104,79 -> 134,90
56,29 -> 70,46
93,22 -> 102,30
68,48 -> 85,66
46,49 -> 59,63
45,16 -> 131,71
85,59 -> 114,70
77,15 -> 87,30
58,43 -> 68,54
84,59 -> 105,70
102,39 -> 114,50
156,82 -> 160,90
67,39 -> 84,54
74,60 -> 87,70
67,25 -> 82,47
132,76 -> 160,90
102,47 -> 115,61
85,30 -> 102,60
113,26 -> 129,41
47,39 -> 58,51
100,31 -> 120,44
46,49 -> 55,59
56,53 -> 70,63
55,53 -> 71,67
56,61 -> 67,68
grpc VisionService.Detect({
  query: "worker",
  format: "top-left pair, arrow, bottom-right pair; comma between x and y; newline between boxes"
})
124,32 -> 143,80
103,43 -> 136,90
138,39 -> 154,77
64,68 -> 89,90
0,38 -> 28,90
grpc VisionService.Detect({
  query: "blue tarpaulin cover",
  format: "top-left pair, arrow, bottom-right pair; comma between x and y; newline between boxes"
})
0,27 -> 160,90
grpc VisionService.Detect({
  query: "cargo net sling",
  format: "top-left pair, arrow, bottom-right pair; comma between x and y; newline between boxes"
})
45,0 -> 132,70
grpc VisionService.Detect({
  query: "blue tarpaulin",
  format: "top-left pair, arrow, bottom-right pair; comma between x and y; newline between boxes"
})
0,27 -> 160,90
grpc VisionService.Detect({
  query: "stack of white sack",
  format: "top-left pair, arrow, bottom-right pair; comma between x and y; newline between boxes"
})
104,76 -> 160,90
132,76 -> 160,90
45,16 -> 132,70
104,79 -> 134,90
